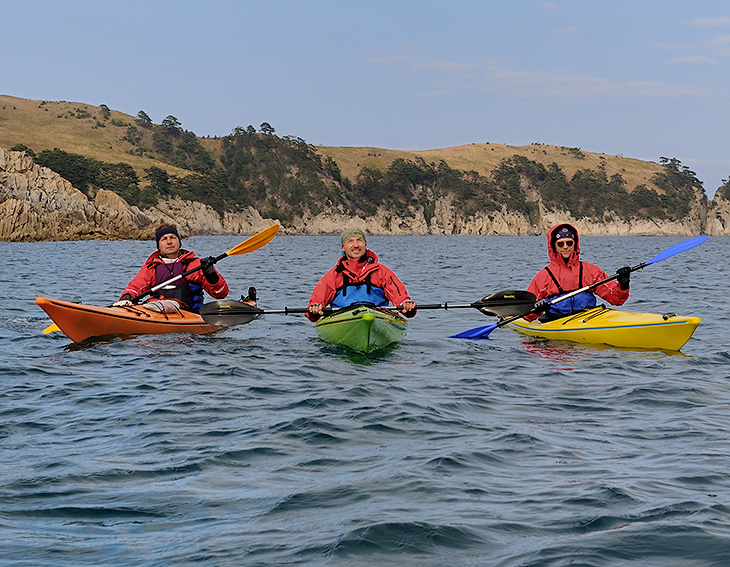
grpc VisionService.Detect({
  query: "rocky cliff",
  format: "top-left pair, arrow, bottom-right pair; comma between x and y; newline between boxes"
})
0,149 -> 274,241
1,148 -> 727,241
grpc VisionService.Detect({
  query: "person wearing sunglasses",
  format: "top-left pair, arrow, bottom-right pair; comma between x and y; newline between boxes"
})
525,223 -> 631,322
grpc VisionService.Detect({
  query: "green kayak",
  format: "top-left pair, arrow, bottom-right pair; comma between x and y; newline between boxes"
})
315,304 -> 408,353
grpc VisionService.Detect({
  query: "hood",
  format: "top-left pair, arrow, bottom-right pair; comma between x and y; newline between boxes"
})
546,223 -> 581,264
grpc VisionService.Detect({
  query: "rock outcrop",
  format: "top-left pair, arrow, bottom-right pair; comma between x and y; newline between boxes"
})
0,149 -> 276,241
706,194 -> 730,236
1,148 -> 728,241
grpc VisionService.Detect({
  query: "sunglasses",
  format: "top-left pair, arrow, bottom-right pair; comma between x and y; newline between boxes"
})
555,239 -> 574,248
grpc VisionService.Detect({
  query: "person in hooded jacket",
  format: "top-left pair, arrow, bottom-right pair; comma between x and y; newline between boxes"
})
526,223 -> 631,322
113,225 -> 229,312
306,228 -> 417,321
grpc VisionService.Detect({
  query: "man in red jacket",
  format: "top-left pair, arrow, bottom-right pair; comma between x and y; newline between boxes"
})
114,225 -> 229,312
526,223 -> 631,321
306,228 -> 417,321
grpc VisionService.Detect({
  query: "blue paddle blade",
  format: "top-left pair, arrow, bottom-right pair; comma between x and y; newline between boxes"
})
450,322 -> 499,339
645,235 -> 707,266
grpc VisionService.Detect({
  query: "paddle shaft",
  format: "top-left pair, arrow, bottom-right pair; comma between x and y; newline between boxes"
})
257,300 -> 534,315
132,251 -> 227,303
491,261 -> 645,330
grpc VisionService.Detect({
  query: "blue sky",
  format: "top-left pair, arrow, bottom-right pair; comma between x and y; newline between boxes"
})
4,0 -> 729,196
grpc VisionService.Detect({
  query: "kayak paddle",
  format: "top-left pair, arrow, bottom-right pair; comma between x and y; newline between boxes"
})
42,224 -> 280,333
130,224 -> 279,304
250,290 -> 537,318
451,234 -> 708,340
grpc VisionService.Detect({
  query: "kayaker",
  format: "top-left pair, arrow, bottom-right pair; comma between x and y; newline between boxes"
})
306,228 -> 417,321
113,225 -> 229,312
527,223 -> 631,321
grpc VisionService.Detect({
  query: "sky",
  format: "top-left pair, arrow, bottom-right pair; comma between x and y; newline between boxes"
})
3,0 -> 729,196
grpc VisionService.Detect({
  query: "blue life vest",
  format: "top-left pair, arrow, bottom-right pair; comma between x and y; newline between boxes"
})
331,284 -> 388,308
542,291 -> 596,319
153,261 -> 204,311
330,254 -> 390,309
331,265 -> 389,309
540,263 -> 596,321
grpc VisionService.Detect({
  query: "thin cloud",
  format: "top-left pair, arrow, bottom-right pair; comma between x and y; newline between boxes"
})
368,55 -> 421,70
670,55 -> 718,65
412,90 -> 458,99
369,54 -> 478,76
652,33 -> 730,63
552,26 -> 579,37
483,67 -> 704,100
411,61 -> 477,74
688,16 -> 730,27
711,34 -> 730,46
369,54 -> 715,101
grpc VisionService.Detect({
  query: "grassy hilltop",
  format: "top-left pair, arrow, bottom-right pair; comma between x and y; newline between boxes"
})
0,95 -> 190,177
1,94 -> 663,191
0,94 -> 705,224
317,143 -> 664,196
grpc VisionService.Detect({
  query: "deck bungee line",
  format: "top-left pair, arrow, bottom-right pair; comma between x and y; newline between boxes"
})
314,304 -> 408,353
510,319 -> 692,333
506,306 -> 700,351
512,321 -> 693,333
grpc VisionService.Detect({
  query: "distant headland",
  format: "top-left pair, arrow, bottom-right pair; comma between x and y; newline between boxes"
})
1,95 -> 728,241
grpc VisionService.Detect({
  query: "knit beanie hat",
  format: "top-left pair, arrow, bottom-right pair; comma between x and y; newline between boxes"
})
155,225 -> 180,248
341,228 -> 366,246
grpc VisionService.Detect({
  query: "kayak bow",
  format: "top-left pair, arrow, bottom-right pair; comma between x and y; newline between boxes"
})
315,304 -> 407,353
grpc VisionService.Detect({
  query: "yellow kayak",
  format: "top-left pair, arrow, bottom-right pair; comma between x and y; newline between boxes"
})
507,306 -> 700,351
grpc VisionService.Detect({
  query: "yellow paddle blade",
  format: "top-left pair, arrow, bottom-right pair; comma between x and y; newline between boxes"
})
225,224 -> 279,257
43,323 -> 61,334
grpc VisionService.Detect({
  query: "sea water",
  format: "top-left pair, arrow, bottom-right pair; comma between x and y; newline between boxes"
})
1,235 -> 729,566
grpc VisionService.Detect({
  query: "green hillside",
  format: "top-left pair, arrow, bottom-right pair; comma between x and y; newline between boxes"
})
0,95 -> 706,223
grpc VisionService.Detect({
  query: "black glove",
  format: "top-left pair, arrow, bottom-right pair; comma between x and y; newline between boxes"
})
533,299 -> 550,314
200,256 -> 219,284
616,266 -> 631,290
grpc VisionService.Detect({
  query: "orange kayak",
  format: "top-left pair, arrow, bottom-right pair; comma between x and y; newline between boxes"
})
36,296 -> 259,343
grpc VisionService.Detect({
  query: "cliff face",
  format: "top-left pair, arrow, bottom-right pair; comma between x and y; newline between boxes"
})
1,148 -> 727,241
0,149 -> 274,241
706,195 -> 730,236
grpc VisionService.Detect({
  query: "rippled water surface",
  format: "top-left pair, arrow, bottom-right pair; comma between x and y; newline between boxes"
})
2,235 -> 729,566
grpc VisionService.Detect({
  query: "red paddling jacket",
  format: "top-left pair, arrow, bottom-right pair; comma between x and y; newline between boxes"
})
121,249 -> 229,311
306,250 -> 415,321
526,223 -> 628,321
